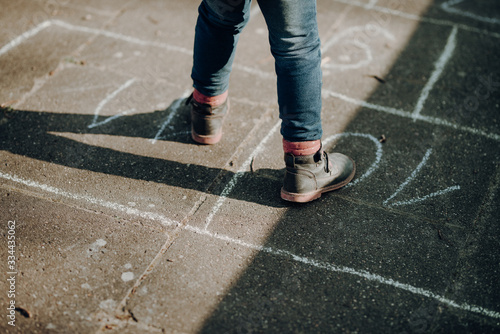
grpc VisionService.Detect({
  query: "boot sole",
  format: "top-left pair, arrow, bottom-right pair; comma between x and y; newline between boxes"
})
191,126 -> 223,145
280,159 -> 356,203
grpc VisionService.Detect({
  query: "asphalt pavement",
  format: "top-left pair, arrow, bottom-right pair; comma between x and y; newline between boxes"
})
1,0 -> 499,333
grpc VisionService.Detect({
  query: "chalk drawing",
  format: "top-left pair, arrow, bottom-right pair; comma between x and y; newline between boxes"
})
331,0 -> 500,39
204,121 -> 281,230
323,89 -> 500,142
383,149 -> 460,207
0,171 -> 177,227
153,131 -> 191,142
88,78 -> 137,129
323,132 -> 383,187
50,20 -> 193,55
1,170 -> 498,320
151,89 -> 191,144
88,108 -> 136,129
441,0 -> 500,25
321,25 -> 395,71
58,84 -> 115,94
1,9 -> 499,325
184,225 -> 500,320
413,26 -> 458,120
2,20 -> 498,143
389,185 -> 461,207
0,21 -> 52,57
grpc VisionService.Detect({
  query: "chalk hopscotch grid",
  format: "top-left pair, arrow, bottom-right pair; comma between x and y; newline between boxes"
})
0,170 -> 499,320
1,18 -> 498,141
1,2 -> 500,323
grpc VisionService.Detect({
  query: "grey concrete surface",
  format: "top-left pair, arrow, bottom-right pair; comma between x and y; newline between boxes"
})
0,0 -> 499,333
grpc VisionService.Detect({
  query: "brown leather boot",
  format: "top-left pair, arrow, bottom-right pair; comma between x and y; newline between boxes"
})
281,148 -> 355,203
188,93 -> 229,145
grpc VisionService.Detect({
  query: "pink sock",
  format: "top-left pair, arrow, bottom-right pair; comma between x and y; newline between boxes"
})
193,89 -> 228,107
283,139 -> 321,156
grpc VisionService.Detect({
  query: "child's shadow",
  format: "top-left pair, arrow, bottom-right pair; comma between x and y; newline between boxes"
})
0,98 -> 286,208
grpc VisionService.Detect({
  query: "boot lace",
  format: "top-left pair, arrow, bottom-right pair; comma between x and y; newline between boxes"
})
323,151 -> 331,173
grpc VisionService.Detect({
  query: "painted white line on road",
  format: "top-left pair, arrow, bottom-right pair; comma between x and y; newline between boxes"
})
413,26 -> 458,120
204,121 -> 281,230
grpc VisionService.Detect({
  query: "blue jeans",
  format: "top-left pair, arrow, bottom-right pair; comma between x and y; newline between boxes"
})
191,0 -> 323,142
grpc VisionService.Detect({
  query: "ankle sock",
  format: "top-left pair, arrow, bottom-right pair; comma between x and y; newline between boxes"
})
193,89 -> 228,107
283,139 -> 321,156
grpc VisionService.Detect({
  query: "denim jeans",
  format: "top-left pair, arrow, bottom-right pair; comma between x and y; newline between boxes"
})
191,0 -> 323,142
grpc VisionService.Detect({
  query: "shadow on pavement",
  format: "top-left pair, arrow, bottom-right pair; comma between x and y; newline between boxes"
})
0,101 -> 290,208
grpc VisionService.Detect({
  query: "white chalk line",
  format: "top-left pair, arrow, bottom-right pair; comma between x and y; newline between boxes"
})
324,90 -> 500,142
58,83 -> 116,94
185,225 -> 500,320
0,9 -> 500,324
413,26 -> 458,120
0,19 -> 193,58
383,149 -> 461,207
321,25 -> 395,71
204,121 -> 281,231
384,149 -> 433,206
1,170 -> 499,320
331,0 -> 500,38
50,20 -> 193,55
1,12 -> 499,322
323,132 -> 383,188
441,0 -> 500,25
89,78 -> 136,128
151,101 -> 181,144
2,19 -> 498,142
154,131 -> 191,141
88,108 -> 136,129
389,185 -> 461,207
151,89 -> 191,144
0,21 -> 52,57
0,171 -> 177,227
